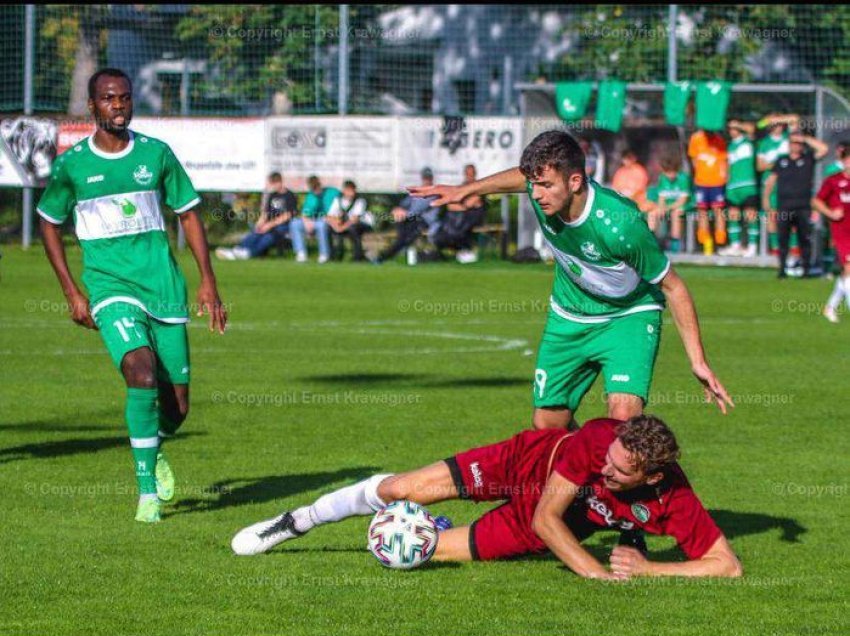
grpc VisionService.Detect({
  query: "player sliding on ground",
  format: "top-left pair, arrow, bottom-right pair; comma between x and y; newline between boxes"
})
410,131 -> 733,429
38,68 -> 227,523
232,415 -> 742,579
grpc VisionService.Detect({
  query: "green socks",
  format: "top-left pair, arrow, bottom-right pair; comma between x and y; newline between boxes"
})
126,388 -> 159,496
728,221 -> 741,245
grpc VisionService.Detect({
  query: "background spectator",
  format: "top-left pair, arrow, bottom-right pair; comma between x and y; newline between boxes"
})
688,128 -> 728,254
430,164 -> 487,264
215,172 -> 297,261
373,167 -> 442,265
719,120 -> 760,257
611,149 -> 651,211
653,156 -> 692,254
762,133 -> 829,277
290,175 -> 340,263
327,180 -> 374,262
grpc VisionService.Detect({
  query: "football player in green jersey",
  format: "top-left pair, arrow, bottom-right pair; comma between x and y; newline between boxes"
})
411,131 -> 733,430
38,68 -> 227,523
719,120 -> 760,257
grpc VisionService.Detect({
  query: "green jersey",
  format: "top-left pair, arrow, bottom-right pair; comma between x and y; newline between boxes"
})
529,181 -> 670,323
37,131 -> 200,323
756,132 -> 789,173
657,171 -> 692,207
727,136 -> 757,191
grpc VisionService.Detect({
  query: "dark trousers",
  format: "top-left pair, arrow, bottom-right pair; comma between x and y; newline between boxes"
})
379,217 -> 426,261
330,223 -> 370,261
777,207 -> 811,273
240,224 -> 289,257
432,208 -> 485,251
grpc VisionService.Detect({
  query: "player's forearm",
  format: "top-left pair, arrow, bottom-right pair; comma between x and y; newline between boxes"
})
40,219 -> 83,299
663,274 -> 707,368
179,211 -> 218,286
811,197 -> 832,217
533,515 -> 609,578
468,168 -> 527,196
644,555 -> 742,578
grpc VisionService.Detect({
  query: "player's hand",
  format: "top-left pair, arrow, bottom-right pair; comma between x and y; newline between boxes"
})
609,546 -> 648,577
407,184 -> 469,207
197,281 -> 227,335
392,208 -> 408,223
67,290 -> 97,330
692,362 -> 734,414
831,207 -> 844,222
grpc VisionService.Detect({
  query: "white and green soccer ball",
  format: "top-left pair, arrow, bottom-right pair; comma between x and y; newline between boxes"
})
367,500 -> 439,569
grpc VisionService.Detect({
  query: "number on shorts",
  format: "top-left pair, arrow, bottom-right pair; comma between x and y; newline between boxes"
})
113,317 -> 138,343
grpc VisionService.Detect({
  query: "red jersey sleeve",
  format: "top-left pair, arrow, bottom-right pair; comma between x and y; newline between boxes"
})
552,419 -> 619,485
816,175 -> 836,204
660,483 -> 723,560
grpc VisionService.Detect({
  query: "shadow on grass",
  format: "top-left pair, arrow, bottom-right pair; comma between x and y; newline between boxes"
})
168,466 -> 380,516
0,432 -> 201,465
301,373 -> 428,385
0,409 -> 118,433
300,373 -> 528,390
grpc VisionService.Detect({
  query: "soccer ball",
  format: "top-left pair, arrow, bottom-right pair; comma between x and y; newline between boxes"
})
367,500 -> 439,569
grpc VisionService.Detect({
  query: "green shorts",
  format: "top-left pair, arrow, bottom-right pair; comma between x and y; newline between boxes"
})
93,302 -> 190,384
726,185 -> 758,208
533,310 -> 662,411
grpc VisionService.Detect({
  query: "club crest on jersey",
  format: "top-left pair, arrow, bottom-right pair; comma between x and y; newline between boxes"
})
580,241 -> 602,261
631,503 -> 651,523
133,165 -> 153,186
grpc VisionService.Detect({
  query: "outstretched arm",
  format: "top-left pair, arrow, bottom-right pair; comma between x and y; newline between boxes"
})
532,472 -> 621,580
179,210 -> 227,334
610,535 -> 742,578
39,218 -> 96,330
408,167 -> 526,207
660,267 -> 734,414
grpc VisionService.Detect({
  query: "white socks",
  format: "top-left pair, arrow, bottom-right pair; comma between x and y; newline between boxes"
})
291,474 -> 392,533
827,276 -> 849,310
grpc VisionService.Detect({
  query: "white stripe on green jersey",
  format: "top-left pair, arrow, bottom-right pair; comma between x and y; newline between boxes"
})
528,180 -> 670,322
727,137 -> 757,190
37,131 -> 200,322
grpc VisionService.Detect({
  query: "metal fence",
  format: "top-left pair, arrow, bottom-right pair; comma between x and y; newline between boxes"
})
1,4 -> 849,117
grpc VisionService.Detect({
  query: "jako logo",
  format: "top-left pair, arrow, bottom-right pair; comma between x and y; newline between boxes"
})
86,174 -> 104,184
611,374 -> 630,382
470,462 -> 484,488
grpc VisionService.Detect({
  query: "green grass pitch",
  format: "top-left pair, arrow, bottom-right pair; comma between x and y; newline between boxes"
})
0,246 -> 846,635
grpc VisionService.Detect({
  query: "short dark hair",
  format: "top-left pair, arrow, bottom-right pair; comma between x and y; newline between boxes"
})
519,130 -> 585,182
307,175 -> 321,190
268,172 -> 283,183
660,156 -> 679,172
342,180 -> 356,190
616,415 -> 681,475
88,68 -> 132,100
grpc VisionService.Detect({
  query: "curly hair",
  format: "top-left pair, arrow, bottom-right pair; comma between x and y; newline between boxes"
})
519,130 -> 586,183
616,415 -> 681,475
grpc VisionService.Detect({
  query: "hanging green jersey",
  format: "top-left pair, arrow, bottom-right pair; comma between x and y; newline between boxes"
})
657,171 -> 692,207
37,131 -> 201,323
727,137 -> 757,191
528,181 -> 669,322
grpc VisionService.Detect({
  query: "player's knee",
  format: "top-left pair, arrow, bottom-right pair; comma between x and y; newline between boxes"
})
608,401 -> 642,421
121,352 -> 156,388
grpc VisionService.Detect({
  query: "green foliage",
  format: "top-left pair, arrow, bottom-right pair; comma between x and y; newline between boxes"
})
175,5 -> 340,111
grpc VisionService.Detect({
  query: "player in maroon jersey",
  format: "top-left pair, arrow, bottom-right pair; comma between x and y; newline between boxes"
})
812,146 -> 850,323
231,415 -> 742,579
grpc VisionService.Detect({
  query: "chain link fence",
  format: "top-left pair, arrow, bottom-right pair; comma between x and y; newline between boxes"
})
1,4 -> 849,116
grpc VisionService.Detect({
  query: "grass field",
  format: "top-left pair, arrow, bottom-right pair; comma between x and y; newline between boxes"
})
1,245 -> 847,635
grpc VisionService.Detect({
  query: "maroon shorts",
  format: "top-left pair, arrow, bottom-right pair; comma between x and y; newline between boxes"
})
446,437 -> 549,561
834,236 -> 850,266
